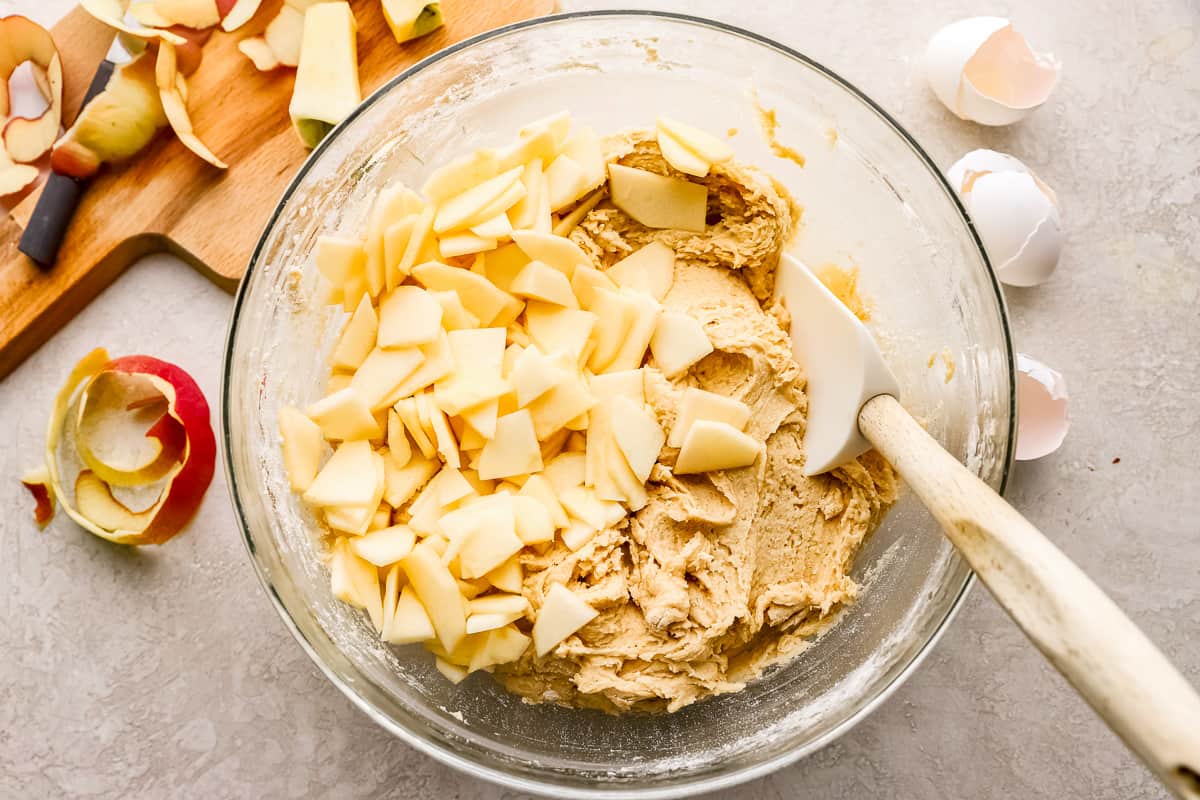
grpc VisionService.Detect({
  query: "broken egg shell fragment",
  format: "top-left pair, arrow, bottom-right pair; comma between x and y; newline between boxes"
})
1015,353 -> 1069,461
924,16 -> 1060,126
947,149 -> 1062,287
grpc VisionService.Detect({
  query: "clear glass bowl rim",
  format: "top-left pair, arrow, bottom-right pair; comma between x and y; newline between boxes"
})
221,10 -> 1016,798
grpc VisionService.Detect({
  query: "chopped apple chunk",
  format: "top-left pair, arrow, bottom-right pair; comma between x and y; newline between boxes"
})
289,2 -> 360,148
608,164 -> 707,232
533,583 -> 597,656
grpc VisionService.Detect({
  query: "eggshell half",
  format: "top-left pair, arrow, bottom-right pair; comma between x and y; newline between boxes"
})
925,17 -> 1060,125
1016,353 -> 1069,460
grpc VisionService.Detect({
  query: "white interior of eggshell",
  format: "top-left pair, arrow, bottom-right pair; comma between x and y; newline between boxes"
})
1016,354 -> 1069,460
924,16 -> 1009,119
946,148 -> 1030,193
960,25 -> 1060,124
964,171 -> 1061,284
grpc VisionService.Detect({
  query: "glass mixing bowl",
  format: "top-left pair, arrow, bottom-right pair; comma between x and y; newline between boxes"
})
222,11 -> 1014,798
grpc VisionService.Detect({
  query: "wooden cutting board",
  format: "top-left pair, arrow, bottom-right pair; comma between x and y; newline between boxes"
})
0,0 -> 555,380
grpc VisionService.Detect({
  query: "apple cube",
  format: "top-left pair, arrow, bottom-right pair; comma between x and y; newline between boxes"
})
303,439 -> 384,507
378,285 -> 443,347
518,111 -> 571,148
306,387 -> 380,441
605,289 -> 662,373
543,451 -> 586,495
470,213 -> 512,240
458,515 -> 523,580
560,519 -> 598,552
380,0 -> 443,43
316,236 -> 366,287
588,370 -> 644,404
279,405 -> 323,491
402,542 -> 467,651
510,260 -> 579,308
657,115 -> 734,164
484,554 -> 524,593
330,536 -> 384,632
385,584 -> 436,644
330,294 -> 377,370
411,262 -> 517,327
570,265 -> 617,309
561,127 -> 606,193
607,241 -> 675,302
394,397 -> 435,458
381,332 -> 454,406
383,449 -> 438,508
433,327 -> 509,416
351,524 -> 417,567
506,159 -> 545,231
510,494 -> 555,544
657,128 -> 711,177
608,164 -> 707,232
478,410 -> 543,480
511,345 -> 567,407
511,230 -> 590,277
527,373 -> 596,440
435,657 -> 469,684
673,419 -> 763,474
438,231 -> 497,258
433,166 -> 524,234
533,583 -> 598,656
349,346 -> 424,410
668,387 -> 751,447
482,243 -> 531,292
650,310 -> 713,378
387,409 -> 412,465
524,303 -> 597,366
544,154 -> 590,212
603,434 -> 649,511
467,624 -> 531,672
518,473 -> 569,528
608,395 -> 665,483
429,290 -> 479,331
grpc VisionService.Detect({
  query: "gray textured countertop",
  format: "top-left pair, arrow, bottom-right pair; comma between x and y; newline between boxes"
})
2,1 -> 1198,798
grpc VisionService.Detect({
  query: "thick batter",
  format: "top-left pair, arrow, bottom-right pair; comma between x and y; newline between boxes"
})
496,134 -> 899,713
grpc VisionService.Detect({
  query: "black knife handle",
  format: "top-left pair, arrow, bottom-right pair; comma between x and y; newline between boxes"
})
19,59 -> 115,268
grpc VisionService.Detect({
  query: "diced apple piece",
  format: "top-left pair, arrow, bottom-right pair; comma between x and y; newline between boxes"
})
668,387 -> 751,447
511,260 -> 579,308
477,410 -> 543,480
511,230 -> 589,278
386,584 -> 436,644
383,448 -> 437,507
657,115 -> 734,164
511,345 -> 566,407
533,583 -> 597,656
506,159 -> 544,231
369,504 -> 393,531
433,166 -> 524,233
324,504 -> 374,534
650,310 -> 713,378
382,332 -> 454,405
588,370 -> 644,404
377,286 -> 442,348
524,303 -> 596,366
484,554 -> 523,593
570,265 -> 617,309
327,373 -> 353,394
561,127 -> 606,190
331,294 -> 377,370
315,236 -> 364,287
498,127 -> 558,171
438,231 -> 497,258
435,656 -> 469,683
560,519 -> 597,551
469,592 -> 529,619
306,387 -> 380,441
608,164 -> 707,232
395,396 -> 434,458
470,213 -> 512,240
468,624 -> 530,672
289,2 -> 360,148
456,511 -> 523,580
381,0 -> 443,43
482,243 -> 531,292
607,241 -> 675,302
518,111 -> 571,149
604,436 -> 649,511
510,494 -> 555,544
427,402 -> 460,469
657,128 -> 711,177
381,562 -> 402,636
382,217 -> 415,284
238,36 -> 279,70
584,288 -> 636,373
349,346 -> 423,410
278,405 -> 323,491
466,612 -> 512,634
303,439 -> 383,507
607,289 -> 662,372
411,263 -> 516,327
351,524 -> 416,567
422,148 -> 499,202
527,374 -> 595,441
429,290 -> 478,331
608,395 -> 664,483
330,536 -> 384,631
559,486 -> 621,530
544,154 -> 590,212
395,205 -> 436,281
519,473 -> 569,528
402,542 -> 466,651
461,399 -> 500,440
386,409 -> 412,465
543,451 -> 586,495
433,328 -> 508,415
673,420 -> 763,474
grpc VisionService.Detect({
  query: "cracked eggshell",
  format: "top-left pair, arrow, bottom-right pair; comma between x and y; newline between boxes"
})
925,16 -> 1060,125
1015,353 -> 1069,460
948,149 -> 1062,287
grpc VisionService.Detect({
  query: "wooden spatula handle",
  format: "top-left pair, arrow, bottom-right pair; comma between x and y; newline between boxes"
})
859,394 -> 1200,799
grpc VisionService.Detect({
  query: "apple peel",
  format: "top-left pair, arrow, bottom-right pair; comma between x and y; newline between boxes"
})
20,466 -> 55,527
80,0 -> 188,45
0,16 -> 64,164
156,43 -> 227,168
38,348 -> 216,545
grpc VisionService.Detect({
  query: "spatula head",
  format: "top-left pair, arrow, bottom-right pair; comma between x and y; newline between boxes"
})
776,254 -> 900,475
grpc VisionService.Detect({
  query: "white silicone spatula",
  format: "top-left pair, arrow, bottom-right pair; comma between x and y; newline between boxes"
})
776,253 -> 1200,800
